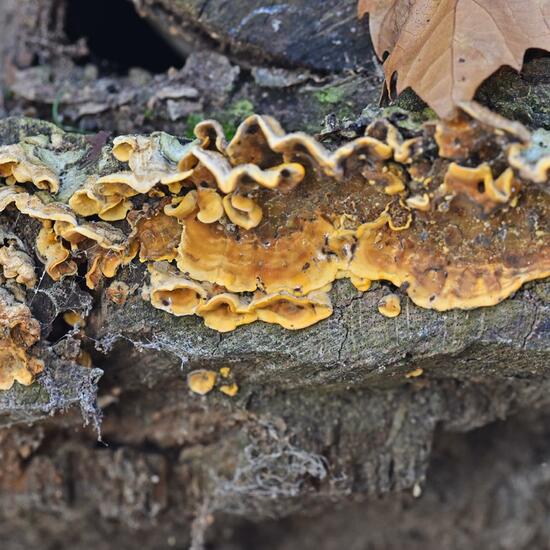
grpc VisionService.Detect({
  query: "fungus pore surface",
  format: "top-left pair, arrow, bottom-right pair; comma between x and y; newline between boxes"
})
1,111 -> 549,339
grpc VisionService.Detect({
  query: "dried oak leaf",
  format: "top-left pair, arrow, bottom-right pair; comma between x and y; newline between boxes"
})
358,0 -> 550,118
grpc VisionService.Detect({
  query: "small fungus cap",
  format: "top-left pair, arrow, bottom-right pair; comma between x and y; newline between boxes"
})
378,293 -> 401,318
187,369 -> 217,395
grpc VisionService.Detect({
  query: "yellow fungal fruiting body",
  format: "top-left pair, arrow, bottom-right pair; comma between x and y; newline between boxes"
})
378,294 -> 402,318
36,221 -> 78,280
63,310 -> 86,327
187,369 -> 217,395
146,262 -> 332,331
0,144 -> 59,193
405,367 -> 424,379
442,163 -> 519,214
0,346 -> 43,390
196,188 -> 224,224
133,210 -> 181,263
147,262 -> 208,316
222,193 -> 263,229
0,110 -> 549,337
0,288 -> 43,390
69,176 -> 134,221
0,242 -> 36,288
251,290 -> 333,330
197,293 -> 257,332
219,383 -> 239,397
0,185 -> 130,288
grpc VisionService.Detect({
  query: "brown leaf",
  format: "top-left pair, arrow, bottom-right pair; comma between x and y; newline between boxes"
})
359,0 -> 550,118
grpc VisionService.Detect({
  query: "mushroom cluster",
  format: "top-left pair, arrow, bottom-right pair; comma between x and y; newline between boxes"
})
0,109 -> 549,338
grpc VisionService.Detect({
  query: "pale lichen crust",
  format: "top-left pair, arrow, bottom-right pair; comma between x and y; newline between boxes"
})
0,109 -> 549,338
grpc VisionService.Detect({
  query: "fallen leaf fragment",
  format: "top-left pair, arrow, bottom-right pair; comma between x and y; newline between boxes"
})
359,0 -> 550,118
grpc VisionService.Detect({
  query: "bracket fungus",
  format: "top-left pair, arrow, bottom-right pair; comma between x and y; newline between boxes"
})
0,108 -> 549,340
0,287 -> 43,390
0,237 -> 37,288
69,177 -> 134,222
36,221 -> 78,280
0,144 -> 59,193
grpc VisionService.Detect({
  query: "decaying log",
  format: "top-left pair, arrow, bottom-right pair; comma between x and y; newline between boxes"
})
0,1 -> 550,549
0,110 -> 549,547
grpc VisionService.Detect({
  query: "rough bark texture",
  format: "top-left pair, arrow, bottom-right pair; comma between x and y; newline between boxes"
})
0,1 -> 550,549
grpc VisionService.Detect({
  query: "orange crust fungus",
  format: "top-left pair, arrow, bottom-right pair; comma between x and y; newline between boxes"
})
0,107 -> 549,335
145,262 -> 331,331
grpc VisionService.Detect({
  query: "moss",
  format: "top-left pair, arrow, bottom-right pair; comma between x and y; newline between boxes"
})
228,99 -> 255,119
391,88 -> 429,114
2,88 -> 14,102
379,106 -> 436,131
314,87 -> 346,105
184,113 -> 204,139
215,99 -> 256,140
220,122 -> 238,140
420,107 -> 437,121
475,62 -> 550,130
311,84 -> 356,122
